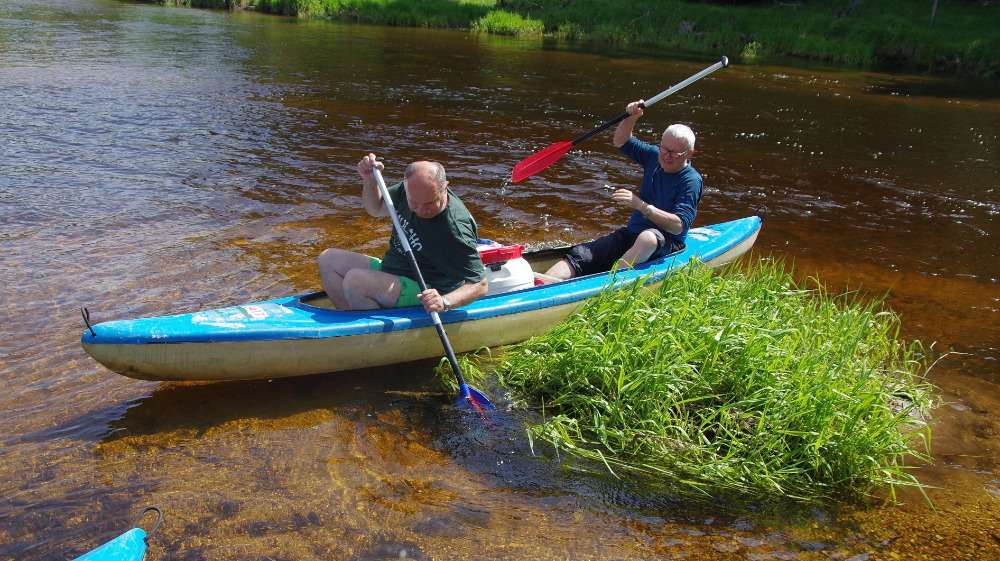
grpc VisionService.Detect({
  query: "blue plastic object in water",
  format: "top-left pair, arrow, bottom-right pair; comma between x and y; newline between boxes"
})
72,506 -> 162,561
72,528 -> 147,561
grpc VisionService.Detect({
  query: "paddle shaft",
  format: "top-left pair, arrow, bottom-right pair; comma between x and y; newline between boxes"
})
569,56 -> 729,147
370,167 -> 471,391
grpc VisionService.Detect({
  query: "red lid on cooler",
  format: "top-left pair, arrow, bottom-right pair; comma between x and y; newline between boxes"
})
478,244 -> 524,265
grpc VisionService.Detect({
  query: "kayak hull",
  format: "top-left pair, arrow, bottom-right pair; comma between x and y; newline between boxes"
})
83,300 -> 579,381
82,216 -> 761,381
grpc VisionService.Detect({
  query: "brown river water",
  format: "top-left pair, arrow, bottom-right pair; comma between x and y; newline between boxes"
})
2,0 -> 998,559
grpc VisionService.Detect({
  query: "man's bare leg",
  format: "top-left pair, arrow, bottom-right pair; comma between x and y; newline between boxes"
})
615,230 -> 659,271
318,249 -> 373,309
341,268 -> 402,310
543,258 -> 576,281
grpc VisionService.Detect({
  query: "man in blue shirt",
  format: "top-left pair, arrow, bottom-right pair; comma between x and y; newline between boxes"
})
544,100 -> 703,280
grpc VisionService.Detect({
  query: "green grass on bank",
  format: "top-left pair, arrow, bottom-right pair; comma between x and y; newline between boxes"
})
456,258 -> 937,503
150,0 -> 998,78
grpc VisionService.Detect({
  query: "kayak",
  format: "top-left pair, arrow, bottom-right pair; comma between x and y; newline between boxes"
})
71,507 -> 162,561
81,215 -> 762,382
72,529 -> 147,561
81,216 -> 762,382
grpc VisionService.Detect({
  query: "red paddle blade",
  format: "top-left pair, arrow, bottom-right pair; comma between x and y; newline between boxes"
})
511,141 -> 573,183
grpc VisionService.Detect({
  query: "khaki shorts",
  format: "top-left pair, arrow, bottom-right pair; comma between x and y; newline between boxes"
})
369,257 -> 423,308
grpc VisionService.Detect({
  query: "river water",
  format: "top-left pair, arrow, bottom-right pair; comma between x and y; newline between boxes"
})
2,0 -> 998,558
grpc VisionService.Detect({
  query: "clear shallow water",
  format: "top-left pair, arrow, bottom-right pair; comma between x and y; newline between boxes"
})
1,0 -> 998,558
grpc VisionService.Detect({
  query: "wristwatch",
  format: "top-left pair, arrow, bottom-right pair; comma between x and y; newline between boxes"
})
442,296 -> 452,312
643,204 -> 654,219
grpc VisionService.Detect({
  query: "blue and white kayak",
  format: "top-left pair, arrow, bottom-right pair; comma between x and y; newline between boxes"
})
72,507 -> 162,561
81,216 -> 762,381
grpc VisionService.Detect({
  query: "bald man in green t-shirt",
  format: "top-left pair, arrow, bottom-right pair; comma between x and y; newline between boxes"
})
318,154 -> 488,314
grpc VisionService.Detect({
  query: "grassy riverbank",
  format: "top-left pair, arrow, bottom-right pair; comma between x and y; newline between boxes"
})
154,0 -> 998,78
457,259 -> 936,503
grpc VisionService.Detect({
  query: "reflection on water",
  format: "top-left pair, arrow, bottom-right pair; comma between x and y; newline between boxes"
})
2,0 -> 999,558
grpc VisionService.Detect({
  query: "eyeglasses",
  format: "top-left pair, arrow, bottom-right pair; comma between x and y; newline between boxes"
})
658,145 -> 691,159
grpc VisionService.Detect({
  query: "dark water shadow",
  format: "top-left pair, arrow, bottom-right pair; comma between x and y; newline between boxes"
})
417,382 -> 862,535
96,359 -> 450,449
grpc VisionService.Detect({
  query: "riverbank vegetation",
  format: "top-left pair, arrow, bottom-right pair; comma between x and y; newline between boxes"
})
150,0 -> 998,78
456,259 -> 937,503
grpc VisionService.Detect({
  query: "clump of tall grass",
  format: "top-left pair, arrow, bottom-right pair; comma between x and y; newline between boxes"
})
471,10 -> 544,36
484,258 -> 936,503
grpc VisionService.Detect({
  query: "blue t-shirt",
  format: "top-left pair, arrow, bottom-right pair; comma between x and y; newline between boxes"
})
619,136 -> 703,245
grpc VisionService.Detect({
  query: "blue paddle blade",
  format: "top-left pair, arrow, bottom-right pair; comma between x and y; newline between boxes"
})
456,385 -> 497,411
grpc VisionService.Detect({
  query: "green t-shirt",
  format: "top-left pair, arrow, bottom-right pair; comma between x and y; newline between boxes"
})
380,181 -> 486,294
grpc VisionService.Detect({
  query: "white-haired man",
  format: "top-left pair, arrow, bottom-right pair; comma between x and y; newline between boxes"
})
545,101 -> 703,280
